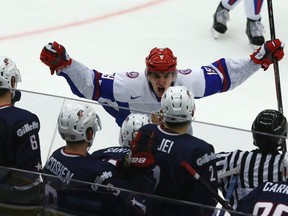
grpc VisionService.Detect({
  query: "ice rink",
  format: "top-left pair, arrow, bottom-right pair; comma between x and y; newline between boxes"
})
1,0 -> 288,164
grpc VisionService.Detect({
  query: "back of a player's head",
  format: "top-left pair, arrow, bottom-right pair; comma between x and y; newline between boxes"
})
120,113 -> 151,147
161,86 -> 195,124
58,103 -> 102,147
252,109 -> 287,151
0,56 -> 22,95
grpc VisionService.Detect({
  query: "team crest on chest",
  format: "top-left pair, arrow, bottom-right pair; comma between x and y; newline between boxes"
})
126,72 -> 139,78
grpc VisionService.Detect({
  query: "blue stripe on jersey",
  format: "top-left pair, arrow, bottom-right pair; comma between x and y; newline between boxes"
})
202,65 -> 222,97
212,58 -> 231,92
99,73 -> 115,100
100,74 -> 131,126
58,72 -> 86,98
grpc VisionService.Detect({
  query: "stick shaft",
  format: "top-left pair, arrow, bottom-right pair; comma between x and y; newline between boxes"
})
267,0 -> 286,153
180,161 -> 234,212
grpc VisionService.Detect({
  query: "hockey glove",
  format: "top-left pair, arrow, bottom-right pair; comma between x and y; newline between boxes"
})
40,41 -> 72,75
129,128 -> 159,169
250,39 -> 284,71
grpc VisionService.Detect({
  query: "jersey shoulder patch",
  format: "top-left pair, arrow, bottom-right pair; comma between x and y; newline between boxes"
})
178,69 -> 192,75
126,72 -> 139,78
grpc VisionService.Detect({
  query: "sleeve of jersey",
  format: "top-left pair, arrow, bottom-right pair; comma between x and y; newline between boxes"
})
57,59 -> 103,100
208,57 -> 261,94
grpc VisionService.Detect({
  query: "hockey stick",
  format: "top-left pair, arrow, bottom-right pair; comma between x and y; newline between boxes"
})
180,161 -> 234,212
219,175 -> 238,216
267,0 -> 286,153
218,167 -> 239,179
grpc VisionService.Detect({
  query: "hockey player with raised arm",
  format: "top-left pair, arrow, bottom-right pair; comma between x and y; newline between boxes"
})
40,39 -> 284,127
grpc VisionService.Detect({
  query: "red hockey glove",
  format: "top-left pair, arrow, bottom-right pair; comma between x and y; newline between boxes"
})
250,39 -> 284,71
129,128 -> 159,169
40,41 -> 72,75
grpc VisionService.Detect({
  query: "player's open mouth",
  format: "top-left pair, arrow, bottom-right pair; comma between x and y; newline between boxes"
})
158,87 -> 165,95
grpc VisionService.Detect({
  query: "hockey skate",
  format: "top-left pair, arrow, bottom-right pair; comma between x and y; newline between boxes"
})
211,3 -> 230,39
246,18 -> 265,49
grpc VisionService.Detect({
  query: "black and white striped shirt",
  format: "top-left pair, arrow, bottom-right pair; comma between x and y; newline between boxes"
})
216,149 -> 285,209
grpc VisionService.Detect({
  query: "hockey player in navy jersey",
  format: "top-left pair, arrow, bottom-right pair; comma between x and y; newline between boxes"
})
0,56 -> 42,206
43,103 -> 157,216
129,86 -> 218,216
216,109 -> 287,210
236,181 -> 288,215
40,39 -> 284,127
92,113 -> 151,161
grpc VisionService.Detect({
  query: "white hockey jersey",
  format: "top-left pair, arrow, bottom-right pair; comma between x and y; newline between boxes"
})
57,57 -> 260,126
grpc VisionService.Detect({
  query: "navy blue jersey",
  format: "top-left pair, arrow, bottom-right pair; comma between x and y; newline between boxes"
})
92,146 -> 130,161
237,181 -> 288,215
43,147 -> 157,215
136,124 -> 218,216
0,105 -> 42,173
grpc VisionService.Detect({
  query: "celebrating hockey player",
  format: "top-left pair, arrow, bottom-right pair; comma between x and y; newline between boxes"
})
40,39 -> 284,127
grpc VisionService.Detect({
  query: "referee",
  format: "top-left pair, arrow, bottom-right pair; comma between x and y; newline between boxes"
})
216,109 -> 287,209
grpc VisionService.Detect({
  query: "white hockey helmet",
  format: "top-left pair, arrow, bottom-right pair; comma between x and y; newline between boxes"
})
0,56 -> 22,94
58,103 -> 102,146
161,86 -> 195,123
120,113 -> 151,147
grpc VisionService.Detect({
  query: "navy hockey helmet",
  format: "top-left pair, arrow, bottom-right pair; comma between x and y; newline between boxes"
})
252,109 -> 287,150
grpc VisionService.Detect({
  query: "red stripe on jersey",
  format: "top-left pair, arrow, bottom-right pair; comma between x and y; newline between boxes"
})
228,0 -> 238,6
254,0 -> 263,15
216,59 -> 229,92
92,71 -> 102,100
